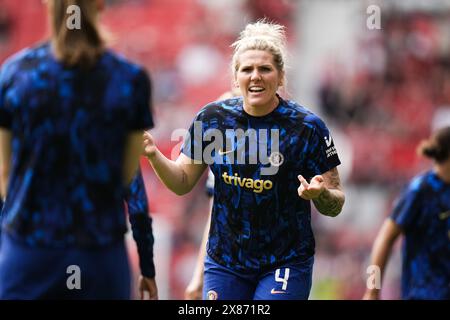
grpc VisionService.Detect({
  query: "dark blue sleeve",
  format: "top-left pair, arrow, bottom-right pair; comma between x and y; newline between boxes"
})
129,69 -> 154,131
125,167 -> 155,278
390,178 -> 422,231
180,108 -> 208,162
303,115 -> 341,178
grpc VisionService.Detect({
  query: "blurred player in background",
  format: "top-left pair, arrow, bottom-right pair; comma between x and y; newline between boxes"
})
144,20 -> 345,300
364,127 -> 450,300
0,0 -> 154,299
184,89 -> 240,300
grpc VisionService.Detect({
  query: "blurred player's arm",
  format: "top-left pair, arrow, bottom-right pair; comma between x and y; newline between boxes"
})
143,131 -> 207,195
126,167 -> 158,300
124,131 -> 145,186
363,218 -> 402,300
298,167 -> 345,217
185,199 -> 212,300
0,128 -> 11,198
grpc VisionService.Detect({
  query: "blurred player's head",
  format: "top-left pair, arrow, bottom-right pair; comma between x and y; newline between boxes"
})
46,0 -> 105,68
418,126 -> 450,163
231,20 -> 287,112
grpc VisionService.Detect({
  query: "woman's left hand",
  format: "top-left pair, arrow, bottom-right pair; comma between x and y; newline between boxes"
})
297,175 -> 325,200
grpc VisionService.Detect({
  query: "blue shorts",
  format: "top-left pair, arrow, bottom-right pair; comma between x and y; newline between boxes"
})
0,233 -> 131,299
203,254 -> 314,300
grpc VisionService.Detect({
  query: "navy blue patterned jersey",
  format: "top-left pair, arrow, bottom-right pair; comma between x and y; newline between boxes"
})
0,42 -> 153,248
390,170 -> 450,299
182,95 -> 341,272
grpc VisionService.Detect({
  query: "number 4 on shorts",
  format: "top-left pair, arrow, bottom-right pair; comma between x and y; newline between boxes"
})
275,268 -> 290,290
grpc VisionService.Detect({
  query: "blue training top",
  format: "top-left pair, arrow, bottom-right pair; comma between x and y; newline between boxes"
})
182,95 -> 340,272
391,170 -> 450,299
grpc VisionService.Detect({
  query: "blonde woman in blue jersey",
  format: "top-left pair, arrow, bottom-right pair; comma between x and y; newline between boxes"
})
364,127 -> 450,300
144,20 -> 345,300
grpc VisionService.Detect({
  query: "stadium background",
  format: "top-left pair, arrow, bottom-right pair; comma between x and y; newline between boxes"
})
0,0 -> 449,299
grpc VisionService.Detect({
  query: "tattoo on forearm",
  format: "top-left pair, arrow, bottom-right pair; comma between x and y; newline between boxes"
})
313,189 -> 344,217
313,167 -> 345,217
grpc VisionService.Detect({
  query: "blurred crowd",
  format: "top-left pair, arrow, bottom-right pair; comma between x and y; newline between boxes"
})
319,10 -> 450,184
314,8 -> 450,300
0,0 -> 448,299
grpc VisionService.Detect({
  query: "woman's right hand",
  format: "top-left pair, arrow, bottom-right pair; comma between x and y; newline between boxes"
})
143,131 -> 157,158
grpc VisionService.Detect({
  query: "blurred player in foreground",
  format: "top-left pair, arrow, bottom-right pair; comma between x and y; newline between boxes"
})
364,127 -> 450,300
144,19 -> 345,300
0,0 -> 154,299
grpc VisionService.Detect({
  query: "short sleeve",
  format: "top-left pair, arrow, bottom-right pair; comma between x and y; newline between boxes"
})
129,69 -> 154,131
303,115 -> 341,178
390,180 -> 422,231
0,64 -> 12,129
180,111 -> 206,162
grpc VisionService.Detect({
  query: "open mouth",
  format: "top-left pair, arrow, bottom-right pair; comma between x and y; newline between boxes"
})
249,86 -> 265,93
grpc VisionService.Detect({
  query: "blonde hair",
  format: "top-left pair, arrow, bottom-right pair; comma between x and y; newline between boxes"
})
231,19 -> 287,81
48,0 -> 104,68
417,126 -> 450,163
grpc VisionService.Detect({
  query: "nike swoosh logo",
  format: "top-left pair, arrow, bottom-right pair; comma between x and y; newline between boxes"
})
218,149 -> 234,155
439,211 -> 450,220
270,288 -> 286,294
